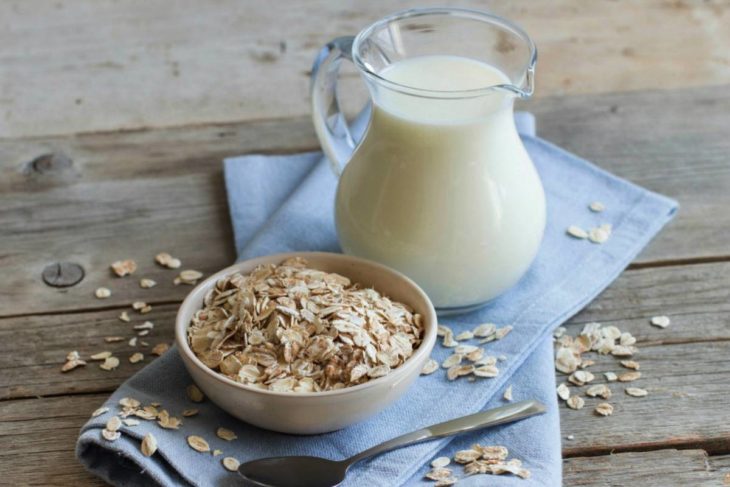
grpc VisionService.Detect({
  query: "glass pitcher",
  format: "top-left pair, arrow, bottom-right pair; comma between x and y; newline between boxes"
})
311,8 -> 545,314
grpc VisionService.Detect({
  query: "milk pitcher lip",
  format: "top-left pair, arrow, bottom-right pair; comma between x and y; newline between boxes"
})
351,7 -> 537,100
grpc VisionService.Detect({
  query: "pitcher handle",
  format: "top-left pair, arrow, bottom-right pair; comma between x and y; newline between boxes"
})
310,36 -> 358,177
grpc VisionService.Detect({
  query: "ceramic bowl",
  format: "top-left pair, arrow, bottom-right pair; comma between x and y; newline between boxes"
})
175,251 -> 437,434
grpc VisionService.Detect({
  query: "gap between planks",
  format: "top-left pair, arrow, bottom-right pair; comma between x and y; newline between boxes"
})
2,256 -> 727,321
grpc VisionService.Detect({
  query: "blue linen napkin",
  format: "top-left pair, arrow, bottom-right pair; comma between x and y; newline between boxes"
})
77,112 -> 677,487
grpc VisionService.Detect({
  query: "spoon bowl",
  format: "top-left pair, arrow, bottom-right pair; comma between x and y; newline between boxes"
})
239,456 -> 348,487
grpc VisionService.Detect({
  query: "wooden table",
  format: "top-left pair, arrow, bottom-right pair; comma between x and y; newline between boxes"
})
2,1 -> 730,485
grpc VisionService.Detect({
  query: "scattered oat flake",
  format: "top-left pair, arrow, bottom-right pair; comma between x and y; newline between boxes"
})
566,435 -> 575,440
123,418 -> 140,427
555,347 -> 580,374
222,457 -> 240,472
140,433 -> 157,457
425,467 -> 454,481
620,360 -> 640,370
567,225 -> 588,239
119,311 -> 131,322
454,449 -> 481,464
90,351 -> 112,360
187,384 -> 205,403
105,336 -> 124,343
455,344 -> 478,355
129,337 -> 138,347
611,345 -> 635,357
140,305 -> 152,314
182,408 -> 199,417
102,429 -> 121,441
179,270 -> 204,284
132,301 -> 147,310
448,364 -> 475,380
618,371 -> 641,382
594,403 -> 614,416
140,278 -> 157,288
604,372 -> 618,382
589,201 -> 605,212
495,326 -> 513,340
152,343 -> 170,356
568,370 -> 595,386
111,259 -> 137,277
213,449 -> 223,456
567,396 -> 585,410
217,427 -> 238,441
626,387 -> 648,397
442,333 -> 458,348
503,385 -> 513,401
442,353 -> 463,369
119,397 -> 140,408
588,225 -> 611,244
95,287 -> 111,299
437,325 -> 451,337
650,315 -> 670,328
106,416 -> 122,432
61,358 -> 86,372
421,358 -> 438,375
187,435 -> 210,453
137,329 -> 150,337
431,457 -> 451,468
91,407 -> 109,417
586,384 -> 612,399
465,348 -> 483,362
157,410 -> 182,429
129,352 -> 144,364
473,365 -> 499,378
455,330 -> 473,341
473,323 -> 497,338
100,356 -> 120,370
134,321 -> 154,330
155,252 -> 181,269
557,383 -> 570,401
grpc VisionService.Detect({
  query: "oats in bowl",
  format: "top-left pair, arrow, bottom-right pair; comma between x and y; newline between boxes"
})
187,257 -> 424,393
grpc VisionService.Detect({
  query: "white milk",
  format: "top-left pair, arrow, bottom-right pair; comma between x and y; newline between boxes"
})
335,55 -> 545,309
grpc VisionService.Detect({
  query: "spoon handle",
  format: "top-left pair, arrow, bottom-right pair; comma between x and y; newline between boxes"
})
344,400 -> 545,467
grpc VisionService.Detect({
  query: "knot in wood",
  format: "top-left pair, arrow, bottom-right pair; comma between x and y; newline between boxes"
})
24,152 -> 73,176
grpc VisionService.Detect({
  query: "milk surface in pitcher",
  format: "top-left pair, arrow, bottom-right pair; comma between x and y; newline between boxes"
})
335,55 -> 546,309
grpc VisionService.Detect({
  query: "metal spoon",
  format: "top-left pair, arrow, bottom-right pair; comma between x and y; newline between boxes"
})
238,399 -> 546,487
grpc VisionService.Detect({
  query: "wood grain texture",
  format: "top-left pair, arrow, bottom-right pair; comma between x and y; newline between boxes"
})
3,262 -> 729,460
1,85 -> 730,316
1,393 -> 729,486
564,449 -> 728,486
3,260 -> 728,400
2,0 -> 729,138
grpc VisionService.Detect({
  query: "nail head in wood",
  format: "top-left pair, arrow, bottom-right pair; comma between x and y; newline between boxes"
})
42,262 -> 85,287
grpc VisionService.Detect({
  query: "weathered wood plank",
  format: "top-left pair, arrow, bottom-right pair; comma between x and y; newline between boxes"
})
2,0 -> 729,138
559,338 -> 730,456
527,85 -> 730,264
564,449 -> 726,486
2,262 -> 730,460
1,393 -> 729,486
0,303 -> 178,399
3,262 -> 728,400
1,85 -> 729,316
